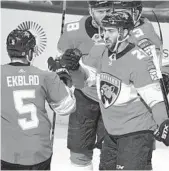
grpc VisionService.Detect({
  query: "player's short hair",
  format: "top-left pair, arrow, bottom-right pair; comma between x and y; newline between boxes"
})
6,29 -> 36,58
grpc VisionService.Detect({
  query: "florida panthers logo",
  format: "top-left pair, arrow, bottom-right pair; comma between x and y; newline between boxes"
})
99,73 -> 121,108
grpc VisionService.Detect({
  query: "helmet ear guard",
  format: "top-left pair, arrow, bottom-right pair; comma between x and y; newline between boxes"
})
101,12 -> 134,32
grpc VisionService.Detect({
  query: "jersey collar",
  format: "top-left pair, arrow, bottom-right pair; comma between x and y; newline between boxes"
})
108,43 -> 135,60
85,16 -> 98,38
8,62 -> 30,66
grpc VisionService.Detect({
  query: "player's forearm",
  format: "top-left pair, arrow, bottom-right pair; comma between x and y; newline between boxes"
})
137,82 -> 168,125
151,102 -> 168,126
137,82 -> 164,108
50,86 -> 76,115
79,58 -> 97,87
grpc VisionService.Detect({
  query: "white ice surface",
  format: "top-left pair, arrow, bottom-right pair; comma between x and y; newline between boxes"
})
51,124 -> 169,171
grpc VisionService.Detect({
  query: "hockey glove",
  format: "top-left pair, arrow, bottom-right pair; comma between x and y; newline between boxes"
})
47,57 -> 62,72
60,48 -> 82,71
56,68 -> 72,88
154,119 -> 169,146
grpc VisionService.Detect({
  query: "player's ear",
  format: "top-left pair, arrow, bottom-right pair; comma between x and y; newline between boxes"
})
134,9 -> 140,21
123,29 -> 129,37
118,28 -> 124,40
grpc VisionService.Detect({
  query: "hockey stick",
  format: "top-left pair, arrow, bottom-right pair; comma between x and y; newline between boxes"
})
51,0 -> 67,147
61,0 -> 67,35
152,10 -> 169,117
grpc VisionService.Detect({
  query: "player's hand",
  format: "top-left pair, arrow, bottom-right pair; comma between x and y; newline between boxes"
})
56,68 -> 72,88
60,48 -> 82,71
47,57 -> 62,72
154,119 -> 169,146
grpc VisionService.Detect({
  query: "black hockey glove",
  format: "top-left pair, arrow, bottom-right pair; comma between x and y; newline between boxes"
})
56,68 -> 72,88
60,48 -> 82,71
47,57 -> 62,72
154,119 -> 169,146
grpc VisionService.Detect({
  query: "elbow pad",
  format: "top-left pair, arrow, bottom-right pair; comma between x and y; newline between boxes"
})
137,82 -> 163,108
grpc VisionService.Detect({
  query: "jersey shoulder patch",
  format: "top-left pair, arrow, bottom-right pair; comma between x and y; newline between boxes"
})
137,38 -> 153,49
66,21 -> 80,32
65,16 -> 87,33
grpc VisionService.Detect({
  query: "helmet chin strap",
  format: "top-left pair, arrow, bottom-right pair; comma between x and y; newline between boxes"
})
90,8 -> 104,29
132,8 -> 142,25
90,9 -> 104,40
26,49 -> 35,65
91,14 -> 100,28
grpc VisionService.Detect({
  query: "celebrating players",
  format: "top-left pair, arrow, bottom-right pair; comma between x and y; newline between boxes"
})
47,1 -> 113,170
82,11 -> 169,170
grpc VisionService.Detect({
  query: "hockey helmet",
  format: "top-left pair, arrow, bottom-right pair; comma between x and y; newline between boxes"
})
6,29 -> 36,60
87,0 -> 113,9
101,11 -> 134,31
113,1 -> 143,24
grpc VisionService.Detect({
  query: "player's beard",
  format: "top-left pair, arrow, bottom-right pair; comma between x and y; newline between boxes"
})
109,42 -> 117,52
105,38 -> 116,52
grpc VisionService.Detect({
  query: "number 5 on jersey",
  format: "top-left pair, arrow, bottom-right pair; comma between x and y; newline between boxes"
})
13,90 -> 39,130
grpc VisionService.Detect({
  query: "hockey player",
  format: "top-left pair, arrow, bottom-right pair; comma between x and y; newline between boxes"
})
112,1 -> 161,49
1,29 -> 76,170
84,12 -> 169,170
47,1 -> 113,170
113,1 -> 169,100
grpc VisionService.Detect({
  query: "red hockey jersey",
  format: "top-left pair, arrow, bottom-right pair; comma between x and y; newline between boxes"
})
58,16 -> 103,90
97,44 -> 165,135
129,17 -> 161,49
1,63 -> 71,165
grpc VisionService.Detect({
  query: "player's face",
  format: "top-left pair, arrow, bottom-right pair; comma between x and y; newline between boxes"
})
103,27 -> 119,50
91,7 -> 112,26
